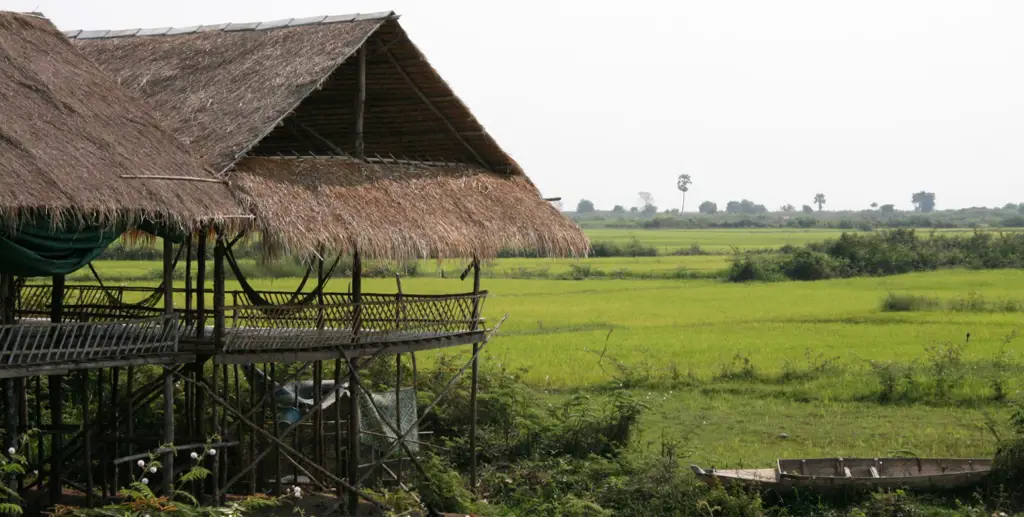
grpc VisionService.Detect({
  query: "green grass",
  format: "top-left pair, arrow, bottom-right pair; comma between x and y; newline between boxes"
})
583,227 -> 1024,254
67,244 -> 1024,469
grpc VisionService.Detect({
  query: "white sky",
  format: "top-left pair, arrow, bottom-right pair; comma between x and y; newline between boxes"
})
7,0 -> 1024,212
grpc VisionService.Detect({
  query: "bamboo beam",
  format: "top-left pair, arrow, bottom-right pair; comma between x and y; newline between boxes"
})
355,46 -> 366,160
177,373 -> 387,511
120,175 -> 228,184
354,316 -> 505,486
384,50 -> 491,170
348,250 -> 362,515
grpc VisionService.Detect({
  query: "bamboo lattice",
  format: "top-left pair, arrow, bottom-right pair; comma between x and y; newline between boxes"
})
16,285 -> 486,353
0,315 -> 178,366
223,292 -> 487,352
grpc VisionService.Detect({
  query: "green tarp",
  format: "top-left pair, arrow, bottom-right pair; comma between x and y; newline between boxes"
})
0,215 -> 185,277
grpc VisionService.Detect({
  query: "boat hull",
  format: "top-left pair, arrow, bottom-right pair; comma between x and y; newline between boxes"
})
691,458 -> 991,494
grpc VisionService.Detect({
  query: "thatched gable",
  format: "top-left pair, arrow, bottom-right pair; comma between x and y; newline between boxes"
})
0,12 -> 243,232
69,13 -> 519,175
68,12 -> 588,258
232,157 -> 586,260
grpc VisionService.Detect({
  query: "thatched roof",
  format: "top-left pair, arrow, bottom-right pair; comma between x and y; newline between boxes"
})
233,157 -> 586,260
68,12 -> 588,258
0,12 -> 244,233
69,12 -> 521,175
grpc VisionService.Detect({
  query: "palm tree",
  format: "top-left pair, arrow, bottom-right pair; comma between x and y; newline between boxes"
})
814,193 -> 826,212
677,174 -> 692,212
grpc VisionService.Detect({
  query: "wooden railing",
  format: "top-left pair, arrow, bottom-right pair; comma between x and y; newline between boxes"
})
15,285 -> 487,353
0,315 -> 178,367
223,292 -> 487,352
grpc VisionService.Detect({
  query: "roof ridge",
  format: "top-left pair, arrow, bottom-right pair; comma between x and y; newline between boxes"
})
62,10 -> 395,40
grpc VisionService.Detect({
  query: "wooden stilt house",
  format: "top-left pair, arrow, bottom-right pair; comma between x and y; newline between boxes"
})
4,10 -> 589,514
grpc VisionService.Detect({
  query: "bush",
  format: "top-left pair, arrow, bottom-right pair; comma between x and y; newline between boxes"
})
881,293 -> 940,312
726,255 -> 783,282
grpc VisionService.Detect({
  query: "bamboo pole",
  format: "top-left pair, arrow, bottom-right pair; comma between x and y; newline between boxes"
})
348,250 -> 362,515
177,373 -> 387,511
162,237 -> 175,496
81,372 -> 94,506
196,230 -> 207,340
49,273 -> 64,505
469,259 -> 482,492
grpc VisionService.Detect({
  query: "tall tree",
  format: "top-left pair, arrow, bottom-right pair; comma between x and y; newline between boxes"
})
638,192 -> 656,214
813,193 -> 826,211
698,201 -> 717,214
911,191 -> 936,212
676,174 -> 692,212
779,203 -> 795,212
576,199 -> 595,213
870,202 -> 878,210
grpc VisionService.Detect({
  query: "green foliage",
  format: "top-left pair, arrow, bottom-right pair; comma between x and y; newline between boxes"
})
912,191 -> 937,213
699,201 -> 718,214
577,199 -> 596,213
56,441 -> 283,517
729,229 -> 1024,283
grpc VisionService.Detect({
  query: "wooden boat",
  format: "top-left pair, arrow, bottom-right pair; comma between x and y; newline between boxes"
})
690,457 -> 992,493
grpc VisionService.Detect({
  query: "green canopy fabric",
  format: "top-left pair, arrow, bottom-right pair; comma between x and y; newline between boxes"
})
0,215 -> 185,277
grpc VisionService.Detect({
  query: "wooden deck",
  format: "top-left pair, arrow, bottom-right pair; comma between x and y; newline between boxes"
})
1,285 -> 488,374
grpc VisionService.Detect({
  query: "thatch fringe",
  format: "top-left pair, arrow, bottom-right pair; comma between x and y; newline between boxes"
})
72,16 -> 387,173
232,157 -> 589,260
0,12 -> 246,235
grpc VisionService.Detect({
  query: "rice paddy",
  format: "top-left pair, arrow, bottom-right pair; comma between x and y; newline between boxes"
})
76,228 -> 1024,467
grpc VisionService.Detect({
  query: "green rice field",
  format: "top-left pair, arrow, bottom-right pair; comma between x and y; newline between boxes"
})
71,228 -> 1024,468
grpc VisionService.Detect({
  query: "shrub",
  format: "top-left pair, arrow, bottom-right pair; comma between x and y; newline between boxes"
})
881,293 -> 940,312
726,255 -> 783,282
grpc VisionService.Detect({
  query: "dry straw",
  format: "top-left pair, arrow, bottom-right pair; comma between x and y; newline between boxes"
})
0,12 -> 245,234
233,157 -> 589,260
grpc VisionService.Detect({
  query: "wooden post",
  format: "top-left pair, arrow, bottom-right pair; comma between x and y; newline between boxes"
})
355,46 -> 366,160
162,367 -> 174,496
348,251 -> 362,515
110,367 -> 120,494
395,273 -> 403,483
97,369 -> 108,497
48,375 -> 62,505
469,259 -> 481,493
333,358 -> 342,498
81,373 -> 94,507
196,230 -> 207,339
4,378 -> 16,484
314,362 -> 323,467
49,273 -> 64,505
271,363 -> 282,497
395,352 -> 402,485
347,357 -> 360,515
213,233 -> 226,348
211,364 -> 220,504
2,274 -> 15,478
162,237 -> 175,496
185,234 -> 193,334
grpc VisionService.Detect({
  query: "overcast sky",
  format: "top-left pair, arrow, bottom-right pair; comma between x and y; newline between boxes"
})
9,0 -> 1024,212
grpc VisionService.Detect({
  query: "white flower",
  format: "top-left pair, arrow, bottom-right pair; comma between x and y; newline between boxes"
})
190,452 -> 199,460
137,459 -> 146,468
149,466 -> 157,473
292,486 -> 302,499
141,477 -> 149,485
6,447 -> 13,455
208,449 -> 217,456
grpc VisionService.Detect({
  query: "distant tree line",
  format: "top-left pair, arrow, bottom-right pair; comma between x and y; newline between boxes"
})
572,190 -> 941,217
728,229 -> 1024,282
